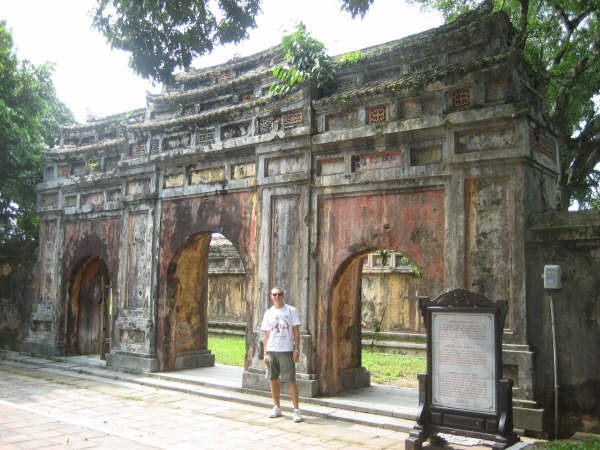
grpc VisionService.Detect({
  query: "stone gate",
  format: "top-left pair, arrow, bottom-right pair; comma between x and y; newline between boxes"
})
28,10 -> 558,432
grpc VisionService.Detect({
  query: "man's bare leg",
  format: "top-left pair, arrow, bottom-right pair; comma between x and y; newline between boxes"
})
289,381 -> 299,409
270,379 -> 280,406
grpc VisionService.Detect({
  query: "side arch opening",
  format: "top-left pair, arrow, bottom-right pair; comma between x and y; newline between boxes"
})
66,256 -> 111,359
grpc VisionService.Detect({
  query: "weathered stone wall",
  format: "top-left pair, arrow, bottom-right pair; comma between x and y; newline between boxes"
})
526,210 -> 600,436
0,245 -> 37,350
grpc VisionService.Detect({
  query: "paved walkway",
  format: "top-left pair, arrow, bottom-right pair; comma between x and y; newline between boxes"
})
0,353 -> 536,449
0,361 -> 415,449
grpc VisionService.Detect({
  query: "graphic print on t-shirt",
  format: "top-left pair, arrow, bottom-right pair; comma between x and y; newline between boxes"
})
261,304 -> 301,352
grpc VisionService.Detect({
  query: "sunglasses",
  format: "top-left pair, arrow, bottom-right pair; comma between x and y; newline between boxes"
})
271,292 -> 283,296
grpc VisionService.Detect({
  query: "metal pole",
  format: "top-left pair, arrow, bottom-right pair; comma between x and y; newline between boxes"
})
549,291 -> 559,440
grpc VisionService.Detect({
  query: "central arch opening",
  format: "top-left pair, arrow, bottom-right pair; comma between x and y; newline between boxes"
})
327,248 -> 427,394
164,231 -> 247,372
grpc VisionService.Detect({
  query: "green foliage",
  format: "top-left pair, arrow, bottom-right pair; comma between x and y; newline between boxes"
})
0,22 -> 74,245
207,333 -> 246,366
530,437 -> 600,449
93,0 -> 262,85
270,23 -> 336,97
407,0 -> 600,210
340,50 -> 362,65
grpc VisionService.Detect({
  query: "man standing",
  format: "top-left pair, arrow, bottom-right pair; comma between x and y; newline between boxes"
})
261,287 -> 302,422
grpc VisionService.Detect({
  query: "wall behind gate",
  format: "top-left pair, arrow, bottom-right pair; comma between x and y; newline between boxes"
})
526,210 -> 600,436
0,244 -> 37,350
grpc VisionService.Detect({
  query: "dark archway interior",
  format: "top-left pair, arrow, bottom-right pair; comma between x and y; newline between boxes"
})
68,256 -> 110,358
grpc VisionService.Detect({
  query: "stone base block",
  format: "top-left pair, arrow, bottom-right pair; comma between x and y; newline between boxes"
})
242,367 -> 320,397
514,404 -> 545,435
106,351 -> 159,373
339,366 -> 371,391
174,350 -> 215,370
22,338 -> 59,358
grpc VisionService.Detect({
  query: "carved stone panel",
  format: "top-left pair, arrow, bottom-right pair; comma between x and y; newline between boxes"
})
40,219 -> 57,303
265,154 -> 306,177
317,158 -> 345,176
351,150 -> 403,172
126,178 -> 151,196
125,211 -> 150,309
271,195 -> 301,309
164,173 -> 185,188
189,167 -> 225,185
456,126 -> 516,154
465,177 -> 512,325
232,162 -> 256,180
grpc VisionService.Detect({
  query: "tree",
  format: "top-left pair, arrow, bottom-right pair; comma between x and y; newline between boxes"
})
0,21 -> 74,244
407,0 -> 600,209
92,0 -> 372,86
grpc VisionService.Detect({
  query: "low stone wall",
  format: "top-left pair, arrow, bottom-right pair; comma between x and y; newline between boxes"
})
0,244 -> 37,350
526,210 -> 600,436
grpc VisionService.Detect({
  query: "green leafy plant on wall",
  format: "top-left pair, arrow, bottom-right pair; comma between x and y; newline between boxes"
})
340,50 -> 362,65
270,23 -> 336,97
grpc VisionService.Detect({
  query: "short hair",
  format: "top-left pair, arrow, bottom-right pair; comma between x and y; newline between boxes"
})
270,287 -> 284,295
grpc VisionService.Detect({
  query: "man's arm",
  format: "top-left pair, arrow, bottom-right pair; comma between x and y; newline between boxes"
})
263,330 -> 270,364
292,325 -> 300,363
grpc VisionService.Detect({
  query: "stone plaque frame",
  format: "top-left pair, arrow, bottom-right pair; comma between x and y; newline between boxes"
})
406,289 -> 519,450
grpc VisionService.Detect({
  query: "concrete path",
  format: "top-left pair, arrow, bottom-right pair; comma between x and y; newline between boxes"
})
0,352 -> 536,449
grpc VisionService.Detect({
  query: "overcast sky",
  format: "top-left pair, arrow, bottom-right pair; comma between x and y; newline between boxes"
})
2,0 -> 441,123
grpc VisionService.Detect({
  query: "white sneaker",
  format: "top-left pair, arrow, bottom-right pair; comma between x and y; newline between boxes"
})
293,409 -> 303,423
269,405 -> 282,418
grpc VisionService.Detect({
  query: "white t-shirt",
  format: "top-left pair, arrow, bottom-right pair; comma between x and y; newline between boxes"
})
261,303 -> 301,352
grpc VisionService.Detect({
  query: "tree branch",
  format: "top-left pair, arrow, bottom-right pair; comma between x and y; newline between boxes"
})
548,4 -> 594,69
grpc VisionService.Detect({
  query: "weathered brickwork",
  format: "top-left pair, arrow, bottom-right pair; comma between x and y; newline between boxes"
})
28,10 -> 562,434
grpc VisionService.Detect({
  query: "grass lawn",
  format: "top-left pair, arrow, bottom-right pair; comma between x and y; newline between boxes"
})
208,334 -> 426,388
362,347 -> 426,388
530,438 -> 600,449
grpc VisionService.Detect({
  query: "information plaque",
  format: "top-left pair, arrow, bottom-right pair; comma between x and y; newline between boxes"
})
432,312 -> 496,414
405,289 -> 519,450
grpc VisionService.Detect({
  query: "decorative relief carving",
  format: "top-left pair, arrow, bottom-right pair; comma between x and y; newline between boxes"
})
266,154 -> 306,177
317,158 -> 345,176
337,77 -> 355,91
368,105 -> 387,123
120,328 -> 145,344
64,195 -> 77,208
196,128 -> 216,146
257,116 -> 274,134
411,145 -> 442,165
410,56 -> 439,72
150,138 -> 160,153
451,88 -> 472,109
455,126 -> 516,153
189,167 -> 225,184
164,173 -> 185,188
351,150 -> 402,172
282,110 -> 303,127
130,142 -> 146,155
485,81 -> 506,103
529,127 -> 556,161
232,162 -> 256,180
221,122 -> 250,140
107,190 -> 120,202
181,105 -> 195,116
165,133 -> 191,150
126,212 -> 149,309
41,193 -> 58,208
82,192 -> 103,208
217,71 -> 233,83
241,91 -> 254,101
326,110 -> 359,130
40,219 -> 57,303
126,178 -> 151,196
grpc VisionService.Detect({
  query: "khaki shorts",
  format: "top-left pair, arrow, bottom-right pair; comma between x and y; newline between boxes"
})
266,351 -> 296,383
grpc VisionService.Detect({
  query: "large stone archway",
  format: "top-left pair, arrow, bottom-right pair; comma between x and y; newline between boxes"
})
316,189 -> 445,394
31,11 -> 558,433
